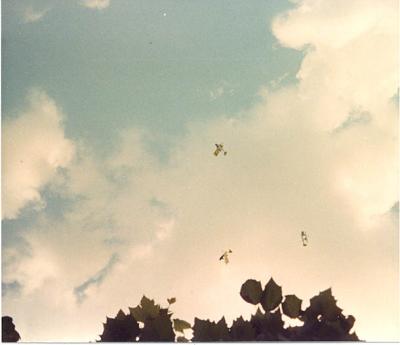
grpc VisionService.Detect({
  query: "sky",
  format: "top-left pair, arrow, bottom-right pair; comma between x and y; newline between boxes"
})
1,0 -> 399,342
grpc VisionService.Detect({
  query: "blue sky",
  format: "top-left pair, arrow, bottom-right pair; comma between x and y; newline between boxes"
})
2,0 -> 399,342
2,0 -> 301,156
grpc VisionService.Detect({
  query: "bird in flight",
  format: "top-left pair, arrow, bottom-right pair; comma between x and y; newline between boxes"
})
219,249 -> 232,264
301,231 -> 308,246
214,143 -> 227,156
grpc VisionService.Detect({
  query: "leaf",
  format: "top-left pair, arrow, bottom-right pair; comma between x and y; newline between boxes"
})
140,314 -> 175,341
140,295 -> 161,319
115,309 -> 126,320
260,278 -> 282,312
176,336 -> 189,342
282,295 -> 302,318
192,317 -> 230,341
173,319 -> 191,333
129,305 -> 146,323
240,279 -> 263,305
2,316 -> 21,343
167,297 -> 176,305
100,313 -> 140,342
129,295 -> 160,322
229,316 -> 256,340
306,288 -> 342,321
342,315 -> 355,333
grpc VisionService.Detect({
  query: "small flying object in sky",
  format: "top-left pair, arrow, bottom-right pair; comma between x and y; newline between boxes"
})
219,249 -> 232,264
301,231 -> 308,246
214,143 -> 227,156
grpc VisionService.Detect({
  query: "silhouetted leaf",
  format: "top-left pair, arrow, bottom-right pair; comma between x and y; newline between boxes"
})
240,279 -> 263,305
140,295 -> 161,318
176,336 -> 189,342
2,316 -> 20,342
192,317 -> 230,341
267,309 -> 284,334
230,316 -> 256,340
341,315 -> 355,333
129,296 -> 160,323
347,332 -> 359,341
306,288 -> 342,321
260,278 -> 282,312
167,297 -> 176,305
173,319 -> 191,333
140,314 -> 174,341
100,313 -> 140,342
115,310 -> 126,320
282,295 -> 302,318
129,306 -> 146,323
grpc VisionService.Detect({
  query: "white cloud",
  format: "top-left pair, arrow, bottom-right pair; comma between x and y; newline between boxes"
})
2,0 -> 398,342
210,81 -> 236,101
81,0 -> 110,10
2,90 -> 75,220
22,6 -> 50,23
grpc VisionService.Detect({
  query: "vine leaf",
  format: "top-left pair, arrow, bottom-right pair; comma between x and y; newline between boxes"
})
100,313 -> 140,341
282,295 -> 302,318
230,316 -> 256,340
115,309 -> 126,320
307,288 -> 343,321
260,278 -> 282,312
140,314 -> 175,341
129,295 -> 160,322
167,297 -> 176,305
2,316 -> 21,343
192,317 -> 230,341
129,305 -> 146,323
173,319 -> 191,333
141,295 -> 161,318
176,336 -> 189,342
240,279 -> 263,305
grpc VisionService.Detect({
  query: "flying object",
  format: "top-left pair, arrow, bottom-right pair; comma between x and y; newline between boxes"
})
214,143 -> 227,156
301,231 -> 308,246
219,249 -> 232,264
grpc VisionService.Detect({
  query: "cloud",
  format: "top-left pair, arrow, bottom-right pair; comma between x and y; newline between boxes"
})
2,0 -> 398,341
74,254 -> 119,303
81,0 -> 110,10
209,81 -> 236,101
22,6 -> 50,23
2,90 -> 75,220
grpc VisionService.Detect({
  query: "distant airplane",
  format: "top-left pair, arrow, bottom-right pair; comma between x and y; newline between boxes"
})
214,143 -> 227,156
219,249 -> 232,264
301,231 -> 308,246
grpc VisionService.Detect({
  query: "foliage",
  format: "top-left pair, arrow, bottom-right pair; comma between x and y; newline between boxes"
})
98,276 -> 359,342
2,316 -> 20,342
2,276 -> 360,342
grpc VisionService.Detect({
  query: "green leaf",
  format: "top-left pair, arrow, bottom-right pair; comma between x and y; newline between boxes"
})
260,278 -> 282,312
173,319 -> 191,333
129,295 -> 161,322
167,297 -> 176,305
240,279 -> 263,305
129,305 -> 146,323
141,295 -> 161,318
282,295 -> 302,318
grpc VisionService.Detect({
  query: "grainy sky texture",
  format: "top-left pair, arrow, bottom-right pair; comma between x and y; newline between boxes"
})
2,0 -> 399,341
